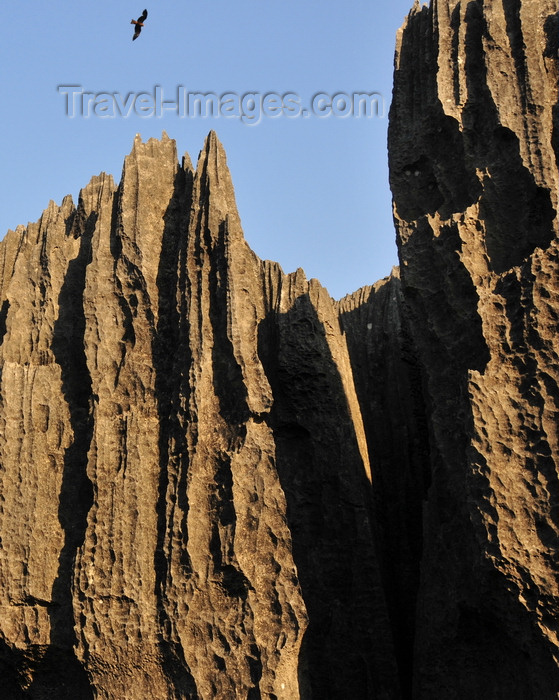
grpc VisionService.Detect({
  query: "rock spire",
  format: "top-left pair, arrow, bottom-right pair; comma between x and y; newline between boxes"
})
0,132 -> 401,699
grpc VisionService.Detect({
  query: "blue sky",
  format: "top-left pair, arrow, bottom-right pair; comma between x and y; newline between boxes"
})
1,0 -> 414,299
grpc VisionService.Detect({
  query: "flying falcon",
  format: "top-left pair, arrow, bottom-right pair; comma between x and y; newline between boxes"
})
131,9 -> 148,41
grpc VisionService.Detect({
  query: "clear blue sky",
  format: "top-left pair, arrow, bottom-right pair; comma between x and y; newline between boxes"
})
1,0 -> 414,300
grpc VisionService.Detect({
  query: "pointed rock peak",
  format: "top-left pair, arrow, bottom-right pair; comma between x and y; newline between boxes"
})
182,151 -> 194,175
38,192 -> 82,230
126,132 -> 178,164
38,200 -> 62,229
195,130 -> 235,194
61,194 -> 74,211
191,131 -> 244,244
77,173 -> 116,219
196,130 -> 228,178
204,129 -> 220,152
127,133 -> 142,161
59,194 -> 76,224
409,0 -> 426,17
80,173 -> 116,198
22,197 -> 71,242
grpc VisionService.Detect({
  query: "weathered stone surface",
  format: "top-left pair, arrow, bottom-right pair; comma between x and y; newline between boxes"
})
389,0 -> 559,697
0,132 -> 400,699
0,0 -> 558,696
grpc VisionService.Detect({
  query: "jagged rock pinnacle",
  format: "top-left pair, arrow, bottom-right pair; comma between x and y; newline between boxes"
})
0,131 -> 399,699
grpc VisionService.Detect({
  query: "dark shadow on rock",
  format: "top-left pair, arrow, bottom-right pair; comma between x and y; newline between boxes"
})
206,217 -> 255,605
388,7 -> 482,223
31,205 -> 97,697
461,1 -> 555,272
399,217 -> 490,376
544,11 -> 559,59
207,449 -> 253,601
544,12 -> 559,171
209,218 -> 250,427
258,293 -> 401,700
390,2 -> 556,273
0,639 -> 27,698
338,278 -> 431,699
479,127 -> 555,273
152,165 -> 199,698
0,298 -> 10,347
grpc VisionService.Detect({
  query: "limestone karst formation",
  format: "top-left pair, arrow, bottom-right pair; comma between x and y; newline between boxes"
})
388,0 -> 559,696
0,0 -> 557,698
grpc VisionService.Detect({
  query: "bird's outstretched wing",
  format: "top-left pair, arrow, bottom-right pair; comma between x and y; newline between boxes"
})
131,9 -> 148,41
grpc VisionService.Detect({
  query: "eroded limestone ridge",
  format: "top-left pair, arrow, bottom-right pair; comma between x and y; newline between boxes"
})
0,1 -> 558,697
389,0 -> 559,697
0,131 -> 404,699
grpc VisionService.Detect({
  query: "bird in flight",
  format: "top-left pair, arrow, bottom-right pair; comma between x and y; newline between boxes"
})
131,9 -> 148,41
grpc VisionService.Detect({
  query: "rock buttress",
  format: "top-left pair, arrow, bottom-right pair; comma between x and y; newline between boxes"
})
389,1 -> 559,697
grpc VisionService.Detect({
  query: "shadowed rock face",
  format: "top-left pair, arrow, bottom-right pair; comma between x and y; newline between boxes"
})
0,1 -> 558,698
389,0 -> 559,698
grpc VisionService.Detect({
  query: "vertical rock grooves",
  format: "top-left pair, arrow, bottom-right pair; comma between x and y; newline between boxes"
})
152,149 -> 197,696
0,132 -> 401,699
46,191 -> 95,698
0,0 -> 557,694
389,0 -> 559,698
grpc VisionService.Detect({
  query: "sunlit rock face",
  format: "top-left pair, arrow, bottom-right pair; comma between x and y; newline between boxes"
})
389,0 -> 559,697
0,1 -> 557,697
0,132 -> 401,699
